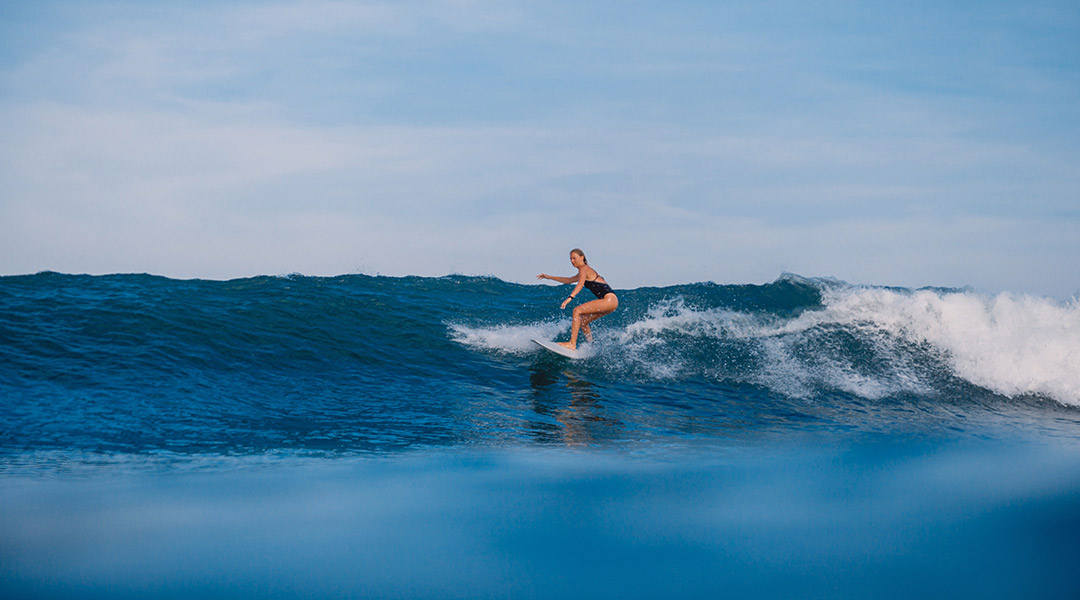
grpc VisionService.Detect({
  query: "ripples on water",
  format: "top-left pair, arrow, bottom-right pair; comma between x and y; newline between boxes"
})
2,273 -> 1079,598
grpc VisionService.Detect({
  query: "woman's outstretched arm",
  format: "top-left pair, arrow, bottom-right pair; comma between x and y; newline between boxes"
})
537,273 -> 578,285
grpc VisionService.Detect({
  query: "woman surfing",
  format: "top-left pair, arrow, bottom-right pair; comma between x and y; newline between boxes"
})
537,248 -> 619,351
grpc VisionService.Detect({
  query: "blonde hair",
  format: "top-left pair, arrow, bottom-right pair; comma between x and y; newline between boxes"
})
570,248 -> 587,264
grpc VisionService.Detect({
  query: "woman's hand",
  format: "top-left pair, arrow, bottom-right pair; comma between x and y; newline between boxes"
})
537,273 -> 547,280
560,297 -> 571,310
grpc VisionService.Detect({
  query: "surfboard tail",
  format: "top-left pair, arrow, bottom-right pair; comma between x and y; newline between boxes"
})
532,339 -> 591,359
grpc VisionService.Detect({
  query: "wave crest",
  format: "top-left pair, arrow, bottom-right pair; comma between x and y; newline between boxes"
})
569,284 -> 1080,406
819,287 -> 1080,405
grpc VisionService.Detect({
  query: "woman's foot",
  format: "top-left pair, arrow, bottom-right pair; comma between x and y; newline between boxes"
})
557,341 -> 576,351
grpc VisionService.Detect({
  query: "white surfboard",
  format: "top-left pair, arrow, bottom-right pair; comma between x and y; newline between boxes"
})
532,339 -> 591,359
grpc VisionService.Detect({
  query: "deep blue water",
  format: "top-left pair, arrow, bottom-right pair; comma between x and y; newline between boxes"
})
2,272 -> 1080,598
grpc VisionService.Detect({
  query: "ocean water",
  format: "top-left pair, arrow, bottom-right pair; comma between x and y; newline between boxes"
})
2,272 -> 1079,598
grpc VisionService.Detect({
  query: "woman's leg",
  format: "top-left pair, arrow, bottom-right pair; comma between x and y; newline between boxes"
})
579,313 -> 603,342
580,316 -> 594,342
560,296 -> 618,349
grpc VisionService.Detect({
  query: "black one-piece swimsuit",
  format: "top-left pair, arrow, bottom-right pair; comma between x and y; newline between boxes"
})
583,278 -> 614,299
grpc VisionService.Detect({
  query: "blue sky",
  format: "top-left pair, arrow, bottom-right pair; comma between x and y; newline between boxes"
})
2,1 -> 1078,297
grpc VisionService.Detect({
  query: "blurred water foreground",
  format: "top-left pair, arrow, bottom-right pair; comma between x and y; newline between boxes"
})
3,440 -> 1079,600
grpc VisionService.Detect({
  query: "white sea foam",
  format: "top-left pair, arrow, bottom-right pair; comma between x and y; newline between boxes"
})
817,287 -> 1080,406
448,320 -> 567,355
618,297 -> 765,341
609,287 -> 1080,405
453,285 -> 1080,406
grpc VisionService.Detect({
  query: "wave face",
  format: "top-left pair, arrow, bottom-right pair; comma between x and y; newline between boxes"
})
2,272 -> 1079,457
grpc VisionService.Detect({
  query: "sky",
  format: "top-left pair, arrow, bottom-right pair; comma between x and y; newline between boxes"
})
1,0 -> 1078,298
